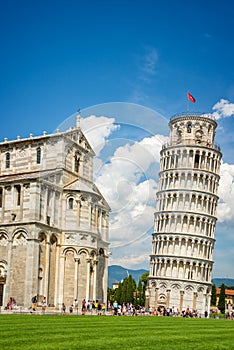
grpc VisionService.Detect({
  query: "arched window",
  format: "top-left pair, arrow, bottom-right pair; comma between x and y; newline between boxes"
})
15,185 -> 21,206
74,156 -> 80,173
194,154 -> 200,168
187,123 -> 192,133
6,152 -> 10,168
68,198 -> 74,209
36,147 -> 41,164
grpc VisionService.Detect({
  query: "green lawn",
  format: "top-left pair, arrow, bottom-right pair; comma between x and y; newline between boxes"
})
0,314 -> 233,349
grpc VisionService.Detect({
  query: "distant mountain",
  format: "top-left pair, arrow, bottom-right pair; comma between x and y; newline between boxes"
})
108,265 -> 148,288
108,268 -> 234,289
108,265 -> 234,288
212,278 -> 234,288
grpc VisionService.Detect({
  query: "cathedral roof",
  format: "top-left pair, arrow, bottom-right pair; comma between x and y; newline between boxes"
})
0,170 -> 59,183
64,179 -> 111,210
64,179 -> 100,196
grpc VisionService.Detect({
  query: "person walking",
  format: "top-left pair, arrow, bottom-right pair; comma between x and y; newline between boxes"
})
69,305 -> 73,315
74,299 -> 79,315
41,297 -> 47,314
31,295 -> 37,311
61,303 -> 66,315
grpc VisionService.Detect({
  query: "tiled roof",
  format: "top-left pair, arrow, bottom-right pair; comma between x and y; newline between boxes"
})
216,288 -> 234,296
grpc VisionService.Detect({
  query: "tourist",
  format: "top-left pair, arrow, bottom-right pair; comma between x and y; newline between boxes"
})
102,303 -> 106,315
113,300 -> 118,315
97,302 -> 102,315
74,299 -> 78,315
61,303 -> 66,315
94,300 -> 98,313
41,297 -> 47,314
31,295 -> 37,311
69,305 -> 73,315
82,299 -> 86,315
8,297 -> 13,310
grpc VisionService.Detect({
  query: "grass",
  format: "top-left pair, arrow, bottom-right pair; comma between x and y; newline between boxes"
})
0,314 -> 234,349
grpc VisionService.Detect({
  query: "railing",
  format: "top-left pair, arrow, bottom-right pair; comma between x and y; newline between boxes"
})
170,112 -> 216,121
162,140 -> 221,151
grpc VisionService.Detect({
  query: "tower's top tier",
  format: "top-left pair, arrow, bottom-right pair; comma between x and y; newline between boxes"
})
169,112 -> 218,148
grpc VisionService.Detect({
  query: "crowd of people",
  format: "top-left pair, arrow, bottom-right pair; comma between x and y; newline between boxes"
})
61,299 -> 107,316
4,296 -> 233,319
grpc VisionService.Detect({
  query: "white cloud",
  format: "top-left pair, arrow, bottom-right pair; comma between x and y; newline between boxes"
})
138,47 -> 158,83
109,249 -> 151,270
217,162 -> 234,222
212,99 -> 234,119
141,48 -> 158,76
80,115 -> 119,156
94,133 -> 168,268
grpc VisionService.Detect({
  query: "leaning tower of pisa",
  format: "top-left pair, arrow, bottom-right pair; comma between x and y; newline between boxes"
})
147,112 -> 222,316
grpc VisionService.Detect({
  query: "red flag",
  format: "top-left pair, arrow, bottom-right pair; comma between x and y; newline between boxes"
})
187,92 -> 196,103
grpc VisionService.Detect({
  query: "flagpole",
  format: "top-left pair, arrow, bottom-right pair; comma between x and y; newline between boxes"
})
186,91 -> 189,114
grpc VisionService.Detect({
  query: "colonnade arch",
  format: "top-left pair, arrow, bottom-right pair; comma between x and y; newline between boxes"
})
152,234 -> 214,260
158,170 -> 219,194
160,148 -> 221,174
156,191 -> 218,215
154,213 -> 216,237
150,257 -> 212,283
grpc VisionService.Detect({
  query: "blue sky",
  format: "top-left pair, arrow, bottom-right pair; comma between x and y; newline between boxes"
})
1,0 -> 234,278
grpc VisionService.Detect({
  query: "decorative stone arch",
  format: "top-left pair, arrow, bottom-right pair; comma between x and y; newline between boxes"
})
171,283 -> 181,292
63,247 -> 78,257
12,229 -> 28,246
159,281 -> 167,290
185,284 -> 194,292
78,248 -> 89,256
0,230 -> 9,246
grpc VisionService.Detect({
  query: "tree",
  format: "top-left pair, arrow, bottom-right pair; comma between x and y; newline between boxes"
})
211,284 -> 217,306
218,283 -> 226,313
136,279 -> 143,307
110,275 -> 136,305
107,287 -> 115,303
138,272 -> 149,306
126,275 -> 136,304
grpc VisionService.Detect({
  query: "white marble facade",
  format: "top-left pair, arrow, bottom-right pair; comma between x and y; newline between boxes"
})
0,119 -> 110,308
147,113 -> 222,316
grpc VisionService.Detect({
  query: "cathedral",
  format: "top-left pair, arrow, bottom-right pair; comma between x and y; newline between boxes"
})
147,112 -> 222,316
0,115 -> 110,309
